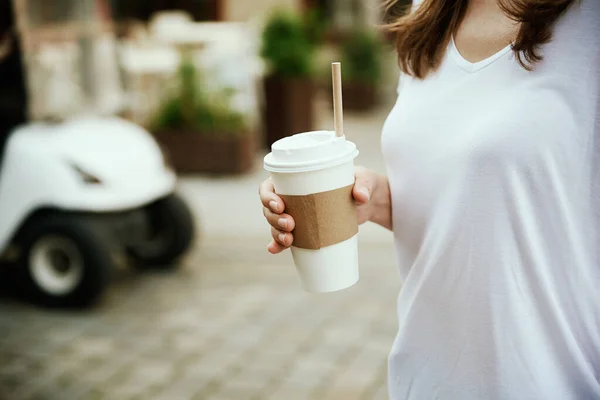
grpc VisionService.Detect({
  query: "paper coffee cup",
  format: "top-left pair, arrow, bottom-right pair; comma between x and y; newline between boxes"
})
264,130 -> 360,293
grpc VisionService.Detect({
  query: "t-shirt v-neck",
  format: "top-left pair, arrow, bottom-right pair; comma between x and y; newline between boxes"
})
449,36 -> 513,73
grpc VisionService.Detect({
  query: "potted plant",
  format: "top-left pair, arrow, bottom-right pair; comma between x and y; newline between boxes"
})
151,55 -> 255,174
338,29 -> 383,111
260,11 -> 321,148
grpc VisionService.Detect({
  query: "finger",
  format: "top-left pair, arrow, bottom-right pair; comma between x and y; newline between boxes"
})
353,179 -> 372,205
267,239 -> 287,254
263,207 -> 295,232
259,179 -> 284,213
271,226 -> 293,247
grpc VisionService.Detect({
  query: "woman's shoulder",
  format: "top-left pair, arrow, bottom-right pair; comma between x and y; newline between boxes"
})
547,0 -> 599,66
555,1 -> 599,42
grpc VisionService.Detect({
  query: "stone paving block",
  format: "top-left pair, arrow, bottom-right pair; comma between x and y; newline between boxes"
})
41,327 -> 85,348
228,367 -> 273,390
332,360 -> 384,391
169,332 -> 211,355
113,337 -> 171,362
249,353 -> 292,375
222,327 -> 266,350
248,343 -> 296,368
282,311 -> 331,328
103,380 -> 152,399
209,379 -> 266,400
318,359 -> 384,400
279,370 -> 323,389
77,362 -> 127,387
370,383 -> 389,400
223,374 -> 269,391
350,349 -> 388,373
28,379 -> 91,400
319,387 -> 368,400
126,359 -> 177,386
278,360 -> 332,390
321,328 -> 369,347
8,337 -> 65,358
234,361 -> 286,380
193,347 -> 242,371
362,337 -> 394,356
290,358 -> 334,375
183,361 -> 229,383
307,343 -> 354,362
150,374 -> 214,400
0,322 -> 13,337
330,370 -> 376,390
9,360 -> 84,399
0,350 -> 19,366
258,345 -> 304,362
68,336 -> 116,359
0,376 -> 22,399
0,355 -> 38,377
79,388 -> 110,400
83,320 -> 133,339
263,382 -> 315,400
159,309 -> 209,330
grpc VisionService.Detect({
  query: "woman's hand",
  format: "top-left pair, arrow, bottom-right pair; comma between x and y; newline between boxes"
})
259,166 -> 392,254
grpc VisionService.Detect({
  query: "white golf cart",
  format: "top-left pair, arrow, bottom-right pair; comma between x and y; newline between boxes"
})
0,0 -> 195,308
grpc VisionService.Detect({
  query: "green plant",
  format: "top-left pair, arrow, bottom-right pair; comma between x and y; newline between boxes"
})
341,29 -> 383,85
303,8 -> 327,47
260,11 -> 318,78
152,53 -> 247,136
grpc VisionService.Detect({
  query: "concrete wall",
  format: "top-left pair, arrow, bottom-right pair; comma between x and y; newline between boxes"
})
223,0 -> 302,22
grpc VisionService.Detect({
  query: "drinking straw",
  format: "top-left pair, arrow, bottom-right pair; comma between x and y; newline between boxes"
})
331,62 -> 344,138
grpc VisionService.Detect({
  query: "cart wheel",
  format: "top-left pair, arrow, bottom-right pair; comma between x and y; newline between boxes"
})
128,194 -> 195,269
16,213 -> 113,308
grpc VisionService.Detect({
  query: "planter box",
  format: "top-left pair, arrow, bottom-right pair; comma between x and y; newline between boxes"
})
338,81 -> 378,112
154,130 -> 256,174
263,75 -> 314,148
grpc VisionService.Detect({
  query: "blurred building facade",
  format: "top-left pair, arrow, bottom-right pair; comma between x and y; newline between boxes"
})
112,0 -> 386,27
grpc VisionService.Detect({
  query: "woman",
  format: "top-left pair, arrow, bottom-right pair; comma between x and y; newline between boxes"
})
260,0 -> 599,398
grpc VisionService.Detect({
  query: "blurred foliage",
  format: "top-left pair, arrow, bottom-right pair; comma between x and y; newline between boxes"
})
341,29 -> 383,85
303,8 -> 328,48
152,53 -> 247,136
260,11 -> 321,78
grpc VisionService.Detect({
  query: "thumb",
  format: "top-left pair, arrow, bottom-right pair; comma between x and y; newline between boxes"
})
353,179 -> 372,205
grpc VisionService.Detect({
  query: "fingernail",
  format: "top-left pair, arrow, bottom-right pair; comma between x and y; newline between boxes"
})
269,200 -> 279,212
278,218 -> 287,229
278,233 -> 286,244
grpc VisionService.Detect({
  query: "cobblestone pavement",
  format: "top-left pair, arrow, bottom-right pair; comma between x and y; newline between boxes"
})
0,92 -> 401,400
0,238 -> 399,400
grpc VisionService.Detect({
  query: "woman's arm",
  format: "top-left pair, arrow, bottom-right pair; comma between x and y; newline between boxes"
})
369,173 -> 393,230
353,167 -> 393,231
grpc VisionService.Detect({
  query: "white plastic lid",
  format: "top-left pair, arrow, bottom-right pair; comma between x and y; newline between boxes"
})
264,131 -> 359,173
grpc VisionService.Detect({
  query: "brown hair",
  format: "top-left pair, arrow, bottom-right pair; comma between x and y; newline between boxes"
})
383,0 -> 575,79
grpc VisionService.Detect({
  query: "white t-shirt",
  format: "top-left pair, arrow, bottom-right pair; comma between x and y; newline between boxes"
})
381,1 -> 600,399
